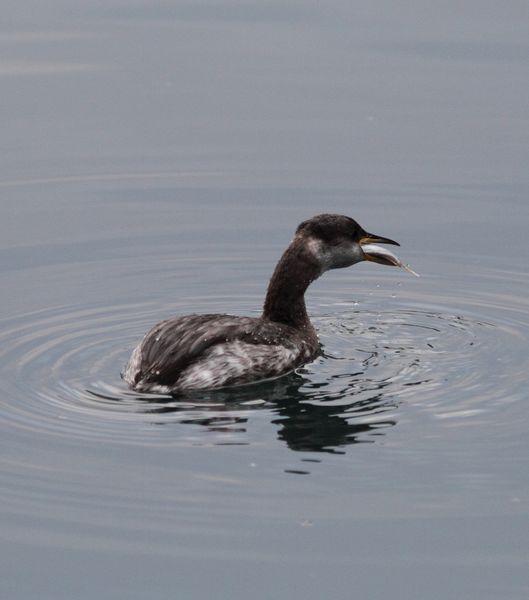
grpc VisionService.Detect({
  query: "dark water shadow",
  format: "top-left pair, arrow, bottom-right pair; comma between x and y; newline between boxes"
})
105,372 -> 399,454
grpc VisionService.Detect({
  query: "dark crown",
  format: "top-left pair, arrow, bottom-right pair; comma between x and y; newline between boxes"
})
296,214 -> 364,242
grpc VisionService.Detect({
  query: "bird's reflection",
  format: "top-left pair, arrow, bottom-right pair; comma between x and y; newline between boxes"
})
131,371 -> 398,453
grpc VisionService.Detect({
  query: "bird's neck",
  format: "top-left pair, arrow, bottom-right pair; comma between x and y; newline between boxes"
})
262,237 -> 321,328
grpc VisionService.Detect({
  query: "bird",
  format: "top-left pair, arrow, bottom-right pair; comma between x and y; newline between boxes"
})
123,213 -> 415,394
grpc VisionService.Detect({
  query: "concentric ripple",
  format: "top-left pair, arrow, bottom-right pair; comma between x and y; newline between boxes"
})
1,264 -> 528,451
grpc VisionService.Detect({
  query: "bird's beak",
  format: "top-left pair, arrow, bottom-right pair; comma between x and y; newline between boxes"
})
359,232 -> 419,276
360,233 -> 401,267
359,232 -> 400,247
360,232 -> 401,267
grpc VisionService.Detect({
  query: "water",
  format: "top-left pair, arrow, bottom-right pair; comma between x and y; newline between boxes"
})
1,3 -> 529,599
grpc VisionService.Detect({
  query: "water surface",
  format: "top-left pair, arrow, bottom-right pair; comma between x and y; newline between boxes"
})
1,2 -> 529,599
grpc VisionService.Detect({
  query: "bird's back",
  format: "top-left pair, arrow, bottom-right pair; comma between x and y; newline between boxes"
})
123,313 -> 318,393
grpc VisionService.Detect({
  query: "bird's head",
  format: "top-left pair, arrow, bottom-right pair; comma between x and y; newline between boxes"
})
296,213 -> 414,274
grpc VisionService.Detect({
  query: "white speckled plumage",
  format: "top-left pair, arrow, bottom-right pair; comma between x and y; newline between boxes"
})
123,314 -> 315,393
177,341 -> 300,390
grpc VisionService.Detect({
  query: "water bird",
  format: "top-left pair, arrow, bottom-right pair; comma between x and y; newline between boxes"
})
123,214 -> 417,393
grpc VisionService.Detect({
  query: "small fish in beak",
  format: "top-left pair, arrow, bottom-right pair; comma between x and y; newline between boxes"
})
360,233 -> 419,277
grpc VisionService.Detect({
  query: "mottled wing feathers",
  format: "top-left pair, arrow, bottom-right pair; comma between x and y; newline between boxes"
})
176,340 -> 300,390
135,314 -> 261,386
126,313 -> 320,392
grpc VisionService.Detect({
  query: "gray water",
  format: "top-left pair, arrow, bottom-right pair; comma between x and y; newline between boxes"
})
2,2 -> 529,599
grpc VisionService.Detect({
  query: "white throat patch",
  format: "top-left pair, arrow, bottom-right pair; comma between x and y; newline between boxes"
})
306,236 -> 363,271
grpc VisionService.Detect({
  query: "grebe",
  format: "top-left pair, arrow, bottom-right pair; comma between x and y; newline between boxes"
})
123,214 -> 416,394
